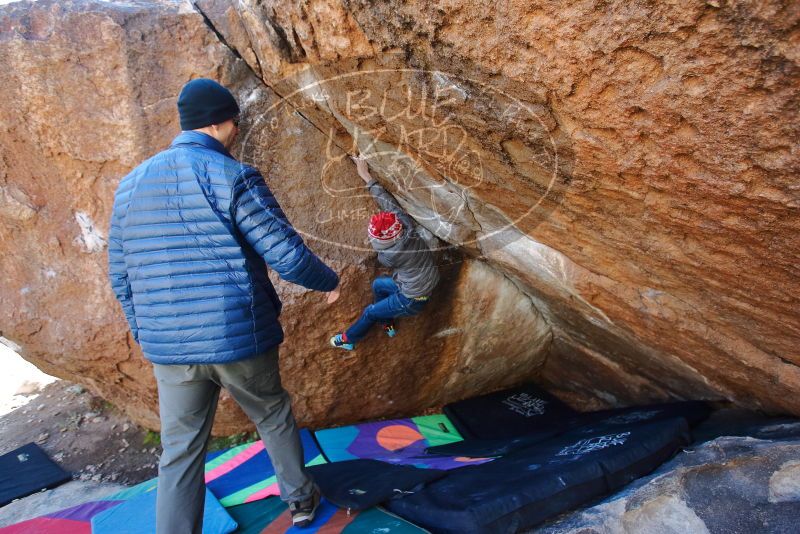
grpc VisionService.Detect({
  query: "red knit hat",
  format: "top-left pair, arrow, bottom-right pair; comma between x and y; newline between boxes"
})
368,212 -> 403,241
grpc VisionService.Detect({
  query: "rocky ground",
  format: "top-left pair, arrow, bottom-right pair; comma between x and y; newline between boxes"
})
0,345 -> 161,487
0,380 -> 161,486
0,345 -> 261,490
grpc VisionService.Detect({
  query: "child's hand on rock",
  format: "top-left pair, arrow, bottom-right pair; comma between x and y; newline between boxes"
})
350,155 -> 372,184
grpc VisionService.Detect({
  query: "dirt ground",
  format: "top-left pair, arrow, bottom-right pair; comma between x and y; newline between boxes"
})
0,345 -> 258,489
0,379 -> 161,486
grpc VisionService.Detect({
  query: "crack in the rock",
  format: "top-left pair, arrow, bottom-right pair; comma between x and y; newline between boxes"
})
192,3 -> 358,158
493,264 -> 556,370
191,2 -> 244,63
462,189 -> 484,236
250,43 -> 264,77
294,108 -> 353,155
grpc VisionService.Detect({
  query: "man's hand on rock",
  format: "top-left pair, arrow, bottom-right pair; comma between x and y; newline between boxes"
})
326,286 -> 341,304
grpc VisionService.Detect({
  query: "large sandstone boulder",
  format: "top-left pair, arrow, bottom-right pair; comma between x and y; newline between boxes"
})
0,0 -> 797,433
0,0 -> 550,433
194,0 -> 800,413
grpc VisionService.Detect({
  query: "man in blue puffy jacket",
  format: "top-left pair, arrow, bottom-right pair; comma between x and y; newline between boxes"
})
107,79 -> 339,532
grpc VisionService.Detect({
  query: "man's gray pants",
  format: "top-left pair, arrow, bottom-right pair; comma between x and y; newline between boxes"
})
152,346 -> 314,534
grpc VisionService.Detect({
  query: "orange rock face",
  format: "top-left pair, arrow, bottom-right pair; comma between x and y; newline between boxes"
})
0,0 -> 551,433
0,0 -> 797,434
196,0 -> 800,414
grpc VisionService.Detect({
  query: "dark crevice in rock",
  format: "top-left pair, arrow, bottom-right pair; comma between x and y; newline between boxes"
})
265,6 -> 295,61
294,109 -> 351,154
191,2 -> 244,63
291,26 -> 307,59
190,4 -> 352,161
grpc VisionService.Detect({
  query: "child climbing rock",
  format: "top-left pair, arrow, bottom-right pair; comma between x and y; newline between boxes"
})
330,155 -> 440,351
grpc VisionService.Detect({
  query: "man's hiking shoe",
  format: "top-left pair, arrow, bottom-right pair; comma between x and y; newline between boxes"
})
383,323 -> 397,338
289,490 -> 320,527
330,333 -> 354,351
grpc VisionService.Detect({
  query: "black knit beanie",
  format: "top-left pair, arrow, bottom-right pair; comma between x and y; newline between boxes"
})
177,78 -> 240,131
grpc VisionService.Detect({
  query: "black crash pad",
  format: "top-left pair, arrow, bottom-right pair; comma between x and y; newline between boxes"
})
567,400 -> 712,430
308,459 -> 446,511
424,430 -> 559,458
431,400 -> 711,459
387,418 -> 690,534
0,442 -> 71,507
443,383 -> 578,440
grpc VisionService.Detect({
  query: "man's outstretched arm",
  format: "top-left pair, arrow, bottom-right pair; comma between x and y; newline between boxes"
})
232,166 -> 339,292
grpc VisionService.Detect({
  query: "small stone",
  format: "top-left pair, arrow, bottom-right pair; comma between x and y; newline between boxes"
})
122,423 -> 130,432
66,385 -> 85,395
35,432 -> 49,443
769,461 -> 800,503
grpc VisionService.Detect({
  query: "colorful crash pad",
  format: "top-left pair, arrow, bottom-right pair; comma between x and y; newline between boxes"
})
204,428 -> 326,507
225,496 -> 430,533
0,478 -> 158,534
0,443 -> 71,507
101,477 -> 158,501
314,415 -> 492,470
91,485 -> 237,534
0,500 -> 121,534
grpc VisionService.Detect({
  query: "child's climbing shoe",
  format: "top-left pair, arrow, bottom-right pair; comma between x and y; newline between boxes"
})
383,323 -> 397,338
330,333 -> 355,351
